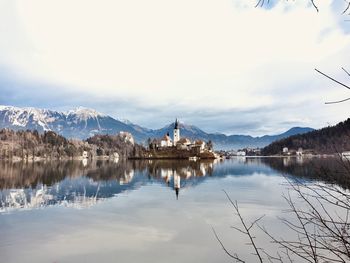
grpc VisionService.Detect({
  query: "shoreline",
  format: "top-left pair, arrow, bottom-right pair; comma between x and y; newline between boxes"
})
0,155 -> 121,163
225,154 -> 338,158
0,154 -> 341,163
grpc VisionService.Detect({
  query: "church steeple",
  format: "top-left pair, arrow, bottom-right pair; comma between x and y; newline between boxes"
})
173,118 -> 180,145
174,118 -> 179,129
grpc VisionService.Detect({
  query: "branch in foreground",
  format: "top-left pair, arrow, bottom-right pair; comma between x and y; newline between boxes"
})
315,69 -> 350,90
212,227 -> 245,262
212,190 -> 265,262
325,97 -> 350,104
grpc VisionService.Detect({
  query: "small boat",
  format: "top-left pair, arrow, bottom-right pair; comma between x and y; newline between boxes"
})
189,156 -> 198,161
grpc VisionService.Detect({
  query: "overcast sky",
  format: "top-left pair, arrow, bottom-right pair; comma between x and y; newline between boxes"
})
0,0 -> 349,135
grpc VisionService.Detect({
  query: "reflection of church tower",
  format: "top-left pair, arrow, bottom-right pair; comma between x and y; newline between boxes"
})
174,171 -> 181,200
173,118 -> 180,146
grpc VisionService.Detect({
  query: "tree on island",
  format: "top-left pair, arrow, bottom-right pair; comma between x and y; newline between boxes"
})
207,140 -> 213,151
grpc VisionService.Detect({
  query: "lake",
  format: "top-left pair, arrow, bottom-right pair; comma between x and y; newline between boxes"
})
0,157 -> 347,262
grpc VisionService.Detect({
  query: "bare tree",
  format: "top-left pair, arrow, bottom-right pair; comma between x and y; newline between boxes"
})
213,156 -> 350,262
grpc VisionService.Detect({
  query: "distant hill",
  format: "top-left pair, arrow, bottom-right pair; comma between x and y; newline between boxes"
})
0,105 -> 314,150
154,123 -> 314,150
261,118 -> 350,155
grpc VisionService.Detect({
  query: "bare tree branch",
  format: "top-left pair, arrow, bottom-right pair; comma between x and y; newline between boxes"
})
223,190 -> 265,263
325,97 -> 350,104
315,68 -> 350,90
342,67 -> 350,77
212,227 -> 246,262
342,1 -> 350,14
311,0 -> 319,12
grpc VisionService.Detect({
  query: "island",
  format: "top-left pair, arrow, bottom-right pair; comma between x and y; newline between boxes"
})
129,119 -> 218,160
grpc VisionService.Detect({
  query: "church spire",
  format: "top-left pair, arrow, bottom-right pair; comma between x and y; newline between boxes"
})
174,118 -> 179,129
173,118 -> 180,145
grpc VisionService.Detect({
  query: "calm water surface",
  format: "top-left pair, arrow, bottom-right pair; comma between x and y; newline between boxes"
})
0,157 -> 345,263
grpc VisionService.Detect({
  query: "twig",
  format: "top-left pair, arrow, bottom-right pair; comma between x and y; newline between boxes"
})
325,97 -> 350,104
315,69 -> 350,90
212,227 -> 246,262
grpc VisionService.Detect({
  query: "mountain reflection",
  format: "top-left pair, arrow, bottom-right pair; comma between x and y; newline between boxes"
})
0,160 -> 217,212
1,157 -> 346,212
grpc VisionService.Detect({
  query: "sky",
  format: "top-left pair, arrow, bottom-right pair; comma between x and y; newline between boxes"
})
0,0 -> 349,136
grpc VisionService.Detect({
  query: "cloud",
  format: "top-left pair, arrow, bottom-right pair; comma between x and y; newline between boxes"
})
0,0 -> 349,135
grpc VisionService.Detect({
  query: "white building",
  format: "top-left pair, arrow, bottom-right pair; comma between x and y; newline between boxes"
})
296,148 -> 303,156
282,147 -> 289,154
176,138 -> 191,150
160,133 -> 173,147
82,151 -> 88,159
173,118 -> 180,146
194,140 -> 206,151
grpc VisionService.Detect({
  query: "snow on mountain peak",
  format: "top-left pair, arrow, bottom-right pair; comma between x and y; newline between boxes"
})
0,105 -> 62,131
67,107 -> 105,119
117,118 -> 132,125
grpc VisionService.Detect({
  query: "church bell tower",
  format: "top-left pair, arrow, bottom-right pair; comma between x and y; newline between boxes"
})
173,118 -> 180,146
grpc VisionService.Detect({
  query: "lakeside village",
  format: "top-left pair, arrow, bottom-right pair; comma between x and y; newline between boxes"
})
220,147 -> 350,159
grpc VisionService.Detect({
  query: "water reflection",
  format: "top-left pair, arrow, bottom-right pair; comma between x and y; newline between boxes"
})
0,160 -> 217,212
261,156 -> 350,188
0,157 -> 348,213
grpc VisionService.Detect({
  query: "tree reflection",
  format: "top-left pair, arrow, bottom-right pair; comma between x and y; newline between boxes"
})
0,159 -> 215,211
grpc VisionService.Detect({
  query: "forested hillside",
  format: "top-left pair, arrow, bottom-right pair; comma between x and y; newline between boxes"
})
0,129 -> 144,160
261,118 -> 350,155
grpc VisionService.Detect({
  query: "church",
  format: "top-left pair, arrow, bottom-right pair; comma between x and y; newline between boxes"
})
159,119 -> 180,147
144,119 -> 216,159
155,119 -> 207,152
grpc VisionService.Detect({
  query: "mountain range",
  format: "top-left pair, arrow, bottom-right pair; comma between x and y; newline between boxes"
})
0,105 -> 314,150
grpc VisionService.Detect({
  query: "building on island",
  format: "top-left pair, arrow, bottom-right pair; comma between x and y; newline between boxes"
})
143,118 -> 217,159
160,133 -> 173,147
194,140 -> 206,151
177,138 -> 191,149
159,119 -> 208,152
173,118 -> 180,146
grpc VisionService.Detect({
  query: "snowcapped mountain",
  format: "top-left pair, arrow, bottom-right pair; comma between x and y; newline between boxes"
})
0,105 -> 314,149
0,105 -> 66,132
0,105 -> 146,141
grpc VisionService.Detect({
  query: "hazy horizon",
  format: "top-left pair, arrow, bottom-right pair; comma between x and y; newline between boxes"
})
0,103 -> 317,137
